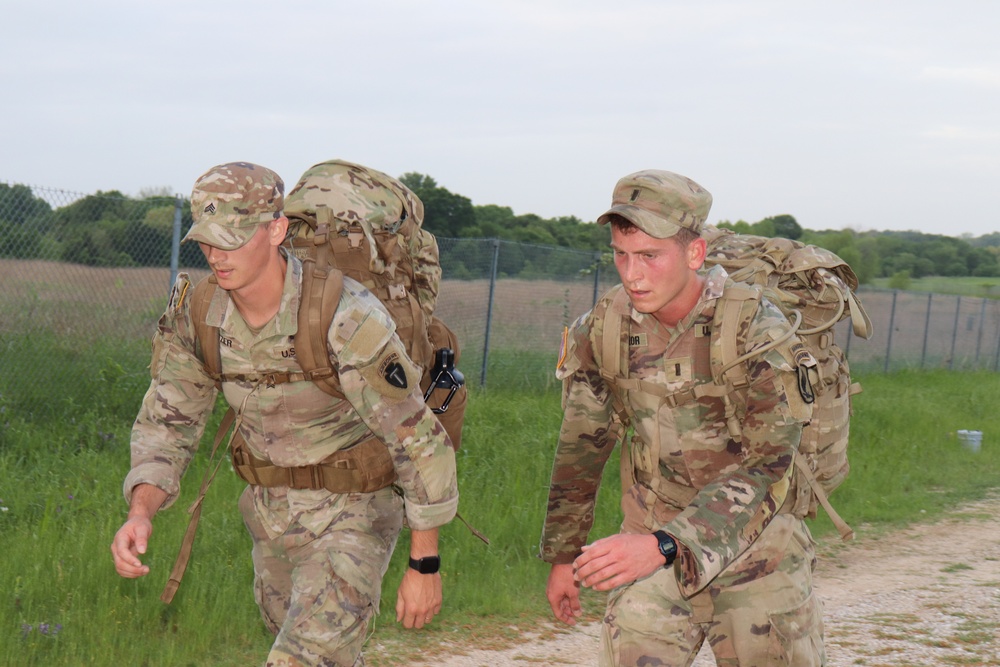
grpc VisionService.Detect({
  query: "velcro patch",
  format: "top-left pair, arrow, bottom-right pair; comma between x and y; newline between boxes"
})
628,333 -> 647,347
663,357 -> 692,382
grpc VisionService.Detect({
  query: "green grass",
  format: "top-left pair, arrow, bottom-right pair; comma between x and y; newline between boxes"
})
2,353 -> 1000,665
870,275 -> 1000,298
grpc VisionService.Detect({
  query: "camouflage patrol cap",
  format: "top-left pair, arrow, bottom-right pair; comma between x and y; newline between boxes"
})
183,162 -> 285,250
597,169 -> 712,238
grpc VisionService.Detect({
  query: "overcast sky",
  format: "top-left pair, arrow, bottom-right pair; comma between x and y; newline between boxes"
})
3,1 -> 998,238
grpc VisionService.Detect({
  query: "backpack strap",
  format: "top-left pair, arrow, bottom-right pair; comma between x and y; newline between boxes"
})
191,276 -> 222,385
294,245 -> 347,399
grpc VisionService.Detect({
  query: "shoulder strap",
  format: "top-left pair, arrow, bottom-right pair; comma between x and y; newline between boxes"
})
294,255 -> 347,399
710,281 -> 763,388
191,275 -> 222,385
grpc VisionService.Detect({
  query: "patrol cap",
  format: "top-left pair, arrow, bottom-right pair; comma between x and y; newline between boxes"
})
183,162 -> 285,250
597,169 -> 712,238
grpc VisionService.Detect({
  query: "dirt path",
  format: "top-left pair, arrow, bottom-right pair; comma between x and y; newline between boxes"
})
405,496 -> 1000,666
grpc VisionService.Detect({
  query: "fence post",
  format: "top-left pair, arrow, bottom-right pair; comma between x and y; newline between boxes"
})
592,252 -> 602,308
949,296 -> 961,371
994,308 -> 1000,372
975,297 -> 987,367
169,194 -> 183,290
920,292 -> 932,369
480,239 -> 501,387
884,290 -> 898,373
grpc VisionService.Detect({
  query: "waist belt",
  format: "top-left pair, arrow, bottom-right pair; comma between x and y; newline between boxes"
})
231,435 -> 398,493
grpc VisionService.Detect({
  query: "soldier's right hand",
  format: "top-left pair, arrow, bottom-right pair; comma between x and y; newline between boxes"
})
110,517 -> 154,578
546,563 -> 583,625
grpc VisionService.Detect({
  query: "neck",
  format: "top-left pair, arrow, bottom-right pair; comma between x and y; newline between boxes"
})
652,274 -> 705,328
231,253 -> 287,329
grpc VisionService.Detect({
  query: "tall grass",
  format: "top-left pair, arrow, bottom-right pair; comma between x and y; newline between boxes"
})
2,353 -> 999,664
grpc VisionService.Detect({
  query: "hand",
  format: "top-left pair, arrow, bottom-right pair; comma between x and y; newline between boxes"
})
546,562 -> 583,625
110,516 -> 154,578
395,568 -> 442,629
573,533 -> 664,592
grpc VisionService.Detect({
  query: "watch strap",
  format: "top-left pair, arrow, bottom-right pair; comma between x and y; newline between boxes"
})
652,530 -> 677,567
408,555 -> 441,574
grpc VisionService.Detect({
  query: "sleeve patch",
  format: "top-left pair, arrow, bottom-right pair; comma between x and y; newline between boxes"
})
359,338 -> 419,402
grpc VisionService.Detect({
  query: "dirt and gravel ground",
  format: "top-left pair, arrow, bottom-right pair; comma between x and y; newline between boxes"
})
401,496 -> 1000,666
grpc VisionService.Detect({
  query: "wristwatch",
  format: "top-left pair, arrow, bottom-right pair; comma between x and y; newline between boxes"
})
652,530 -> 677,567
408,556 -> 441,574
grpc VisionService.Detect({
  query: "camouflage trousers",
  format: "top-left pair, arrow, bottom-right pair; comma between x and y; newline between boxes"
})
601,515 -> 825,667
240,486 -> 404,667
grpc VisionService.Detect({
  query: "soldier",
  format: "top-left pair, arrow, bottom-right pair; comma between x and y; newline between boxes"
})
540,170 -> 823,665
110,162 -> 458,666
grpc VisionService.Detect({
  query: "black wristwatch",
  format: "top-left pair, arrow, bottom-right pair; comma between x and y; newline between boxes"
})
408,556 -> 441,574
652,530 -> 677,567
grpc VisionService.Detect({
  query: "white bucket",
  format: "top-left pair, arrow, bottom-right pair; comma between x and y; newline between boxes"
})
957,429 -> 983,453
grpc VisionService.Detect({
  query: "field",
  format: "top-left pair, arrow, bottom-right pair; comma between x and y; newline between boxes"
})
3,259 -> 1000,665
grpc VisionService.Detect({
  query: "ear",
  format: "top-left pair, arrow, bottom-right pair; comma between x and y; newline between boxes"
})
687,236 -> 707,270
269,216 -> 289,247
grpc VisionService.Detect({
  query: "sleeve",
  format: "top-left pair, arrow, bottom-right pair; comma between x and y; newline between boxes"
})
123,274 -> 218,509
334,300 -> 458,531
539,313 -> 618,564
663,299 -> 812,596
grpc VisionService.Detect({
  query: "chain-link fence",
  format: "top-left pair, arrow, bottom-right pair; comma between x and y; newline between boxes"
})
1,183 -> 998,417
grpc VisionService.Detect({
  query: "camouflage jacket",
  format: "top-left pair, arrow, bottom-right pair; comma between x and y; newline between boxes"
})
125,253 -> 458,537
540,266 -> 812,595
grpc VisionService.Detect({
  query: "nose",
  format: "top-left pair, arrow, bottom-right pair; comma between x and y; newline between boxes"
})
617,254 -> 640,284
201,243 -> 226,264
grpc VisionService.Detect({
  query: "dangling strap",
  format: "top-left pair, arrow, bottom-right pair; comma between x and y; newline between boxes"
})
161,403 -> 241,603
794,456 -> 855,541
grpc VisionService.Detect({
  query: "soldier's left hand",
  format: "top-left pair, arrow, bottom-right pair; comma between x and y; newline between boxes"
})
573,534 -> 664,591
396,569 -> 442,629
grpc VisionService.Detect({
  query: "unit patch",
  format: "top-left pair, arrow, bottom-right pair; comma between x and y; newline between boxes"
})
359,339 -> 418,402
380,354 -> 408,389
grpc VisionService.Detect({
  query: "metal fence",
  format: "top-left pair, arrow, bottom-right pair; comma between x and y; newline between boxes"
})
1,183 -> 998,411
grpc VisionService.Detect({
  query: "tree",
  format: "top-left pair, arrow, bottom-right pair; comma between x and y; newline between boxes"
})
763,214 -> 803,240
398,172 -> 475,238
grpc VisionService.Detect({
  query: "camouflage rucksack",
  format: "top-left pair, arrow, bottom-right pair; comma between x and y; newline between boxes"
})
282,159 -> 467,448
702,225 -> 871,540
594,227 -> 872,541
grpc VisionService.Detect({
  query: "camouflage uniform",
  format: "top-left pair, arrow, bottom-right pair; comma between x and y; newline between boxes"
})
124,163 -> 458,667
540,170 -> 823,666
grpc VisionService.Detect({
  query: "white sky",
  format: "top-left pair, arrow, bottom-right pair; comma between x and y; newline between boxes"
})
2,0 -> 998,237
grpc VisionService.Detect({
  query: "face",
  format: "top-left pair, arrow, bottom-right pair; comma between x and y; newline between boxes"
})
199,219 -> 286,295
610,225 -> 707,327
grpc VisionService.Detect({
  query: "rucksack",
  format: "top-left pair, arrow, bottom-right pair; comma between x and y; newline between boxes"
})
282,159 -> 467,448
594,226 -> 872,542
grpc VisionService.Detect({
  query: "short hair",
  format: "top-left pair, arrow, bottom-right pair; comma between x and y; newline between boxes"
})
607,213 -> 700,247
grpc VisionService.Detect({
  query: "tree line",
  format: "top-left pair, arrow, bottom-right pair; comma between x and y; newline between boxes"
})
2,178 -> 998,283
